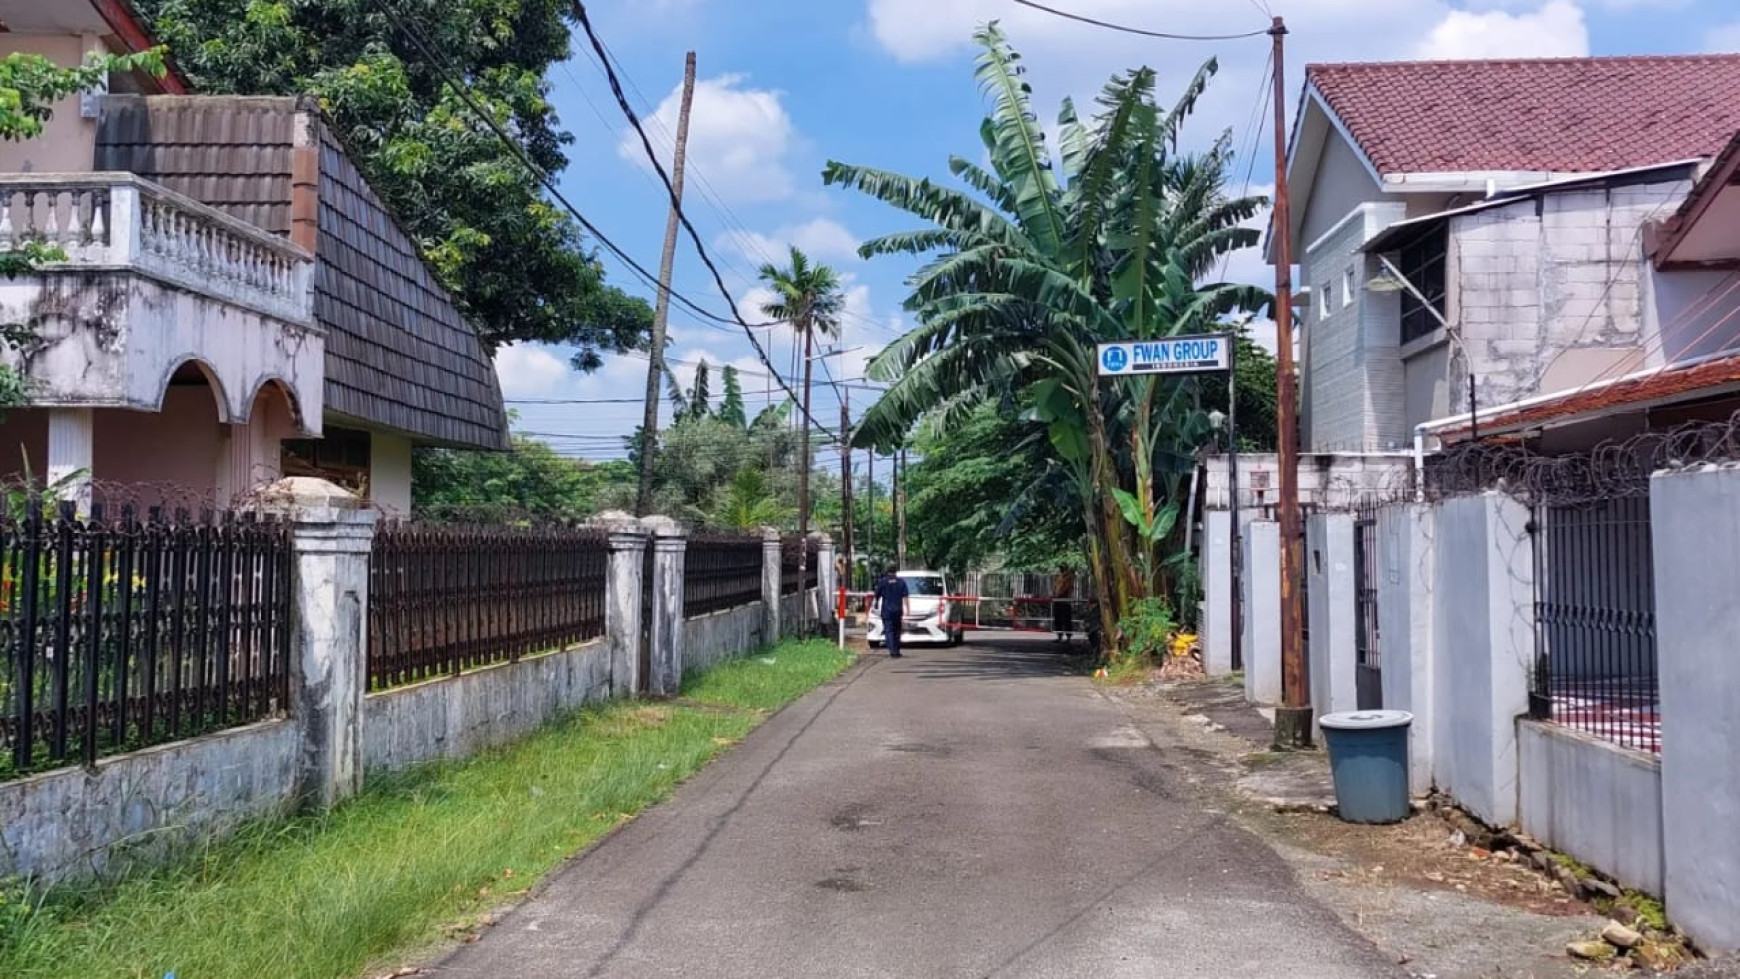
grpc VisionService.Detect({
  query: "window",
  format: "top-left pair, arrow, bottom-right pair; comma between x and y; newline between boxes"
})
1343,267 -> 1356,307
1398,228 -> 1448,344
281,426 -> 372,494
1318,282 -> 1331,321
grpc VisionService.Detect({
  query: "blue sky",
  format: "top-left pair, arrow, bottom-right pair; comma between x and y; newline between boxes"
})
498,0 -> 1740,462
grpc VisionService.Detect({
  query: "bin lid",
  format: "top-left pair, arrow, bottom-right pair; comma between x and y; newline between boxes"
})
1319,709 -> 1414,730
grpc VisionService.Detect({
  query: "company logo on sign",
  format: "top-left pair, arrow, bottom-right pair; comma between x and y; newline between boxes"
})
1096,333 -> 1231,376
1100,345 -> 1129,373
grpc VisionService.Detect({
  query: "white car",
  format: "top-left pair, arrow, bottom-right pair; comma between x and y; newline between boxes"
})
867,570 -> 966,648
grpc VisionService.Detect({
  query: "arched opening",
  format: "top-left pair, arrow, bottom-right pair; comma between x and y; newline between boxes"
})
221,378 -> 304,499
95,359 -> 227,496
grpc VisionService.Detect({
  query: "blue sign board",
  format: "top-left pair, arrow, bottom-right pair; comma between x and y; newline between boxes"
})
1097,333 -> 1231,377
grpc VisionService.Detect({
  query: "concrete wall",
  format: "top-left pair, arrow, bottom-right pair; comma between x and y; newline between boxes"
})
1202,509 -> 1234,676
1306,512 -> 1358,732
1430,493 -> 1533,827
1376,504 -> 1435,791
1648,264 -> 1740,366
362,640 -> 612,773
0,720 -> 299,883
1449,178 -> 1687,412
1243,520 -> 1282,706
779,587 -> 819,638
1202,452 -> 1413,516
1299,133 -> 1383,246
684,601 -> 767,677
1517,720 -> 1664,896
1651,463 -> 1740,952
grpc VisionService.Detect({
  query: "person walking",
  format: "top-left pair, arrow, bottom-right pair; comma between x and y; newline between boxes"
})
874,564 -> 911,658
1052,565 -> 1076,642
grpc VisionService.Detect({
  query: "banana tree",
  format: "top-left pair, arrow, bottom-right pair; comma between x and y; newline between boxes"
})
825,23 -> 1270,650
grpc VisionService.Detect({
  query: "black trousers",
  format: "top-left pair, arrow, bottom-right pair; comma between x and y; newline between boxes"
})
1053,600 -> 1074,634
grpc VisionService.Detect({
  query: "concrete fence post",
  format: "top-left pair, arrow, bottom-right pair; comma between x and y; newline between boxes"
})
1202,510 -> 1233,676
593,512 -> 649,698
1243,520 -> 1282,706
1307,511 -> 1358,734
813,532 -> 836,625
1651,464 -> 1740,953
261,477 -> 377,810
761,526 -> 782,647
1430,492 -> 1533,827
644,515 -> 687,698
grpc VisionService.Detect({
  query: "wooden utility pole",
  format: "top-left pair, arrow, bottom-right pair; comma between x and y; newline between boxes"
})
1268,18 -> 1312,749
866,449 -> 875,573
634,51 -> 697,516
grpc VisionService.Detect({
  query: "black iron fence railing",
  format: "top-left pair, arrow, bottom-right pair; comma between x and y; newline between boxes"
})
2,500 -> 293,777
1530,495 -> 1660,753
780,536 -> 803,596
684,535 -> 763,616
368,522 -> 607,690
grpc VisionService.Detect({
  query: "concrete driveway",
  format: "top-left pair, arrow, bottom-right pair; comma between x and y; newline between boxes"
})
435,636 -> 1402,979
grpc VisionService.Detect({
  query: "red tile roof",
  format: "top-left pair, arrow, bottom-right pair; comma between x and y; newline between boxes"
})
1308,55 -> 1740,175
1446,354 -> 1740,439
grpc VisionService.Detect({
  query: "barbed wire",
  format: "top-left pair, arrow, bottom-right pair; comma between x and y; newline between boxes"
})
1425,411 -> 1740,508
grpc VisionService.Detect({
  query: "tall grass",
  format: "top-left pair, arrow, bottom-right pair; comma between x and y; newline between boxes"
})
0,640 -> 851,979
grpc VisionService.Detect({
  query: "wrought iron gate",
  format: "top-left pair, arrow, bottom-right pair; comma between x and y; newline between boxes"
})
1530,495 -> 1660,752
1353,510 -> 1383,710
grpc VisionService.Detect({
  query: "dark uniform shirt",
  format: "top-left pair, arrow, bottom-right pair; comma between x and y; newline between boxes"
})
874,574 -> 910,622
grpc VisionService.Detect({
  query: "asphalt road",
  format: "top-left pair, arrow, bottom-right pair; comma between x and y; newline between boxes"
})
435,637 -> 1403,979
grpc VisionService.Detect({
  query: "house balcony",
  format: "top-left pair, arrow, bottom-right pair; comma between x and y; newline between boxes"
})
0,173 -> 323,500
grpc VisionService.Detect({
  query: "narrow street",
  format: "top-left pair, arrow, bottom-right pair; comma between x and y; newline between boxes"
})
437,637 -> 1402,978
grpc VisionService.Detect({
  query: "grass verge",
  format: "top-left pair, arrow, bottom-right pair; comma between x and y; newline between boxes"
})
0,639 -> 853,979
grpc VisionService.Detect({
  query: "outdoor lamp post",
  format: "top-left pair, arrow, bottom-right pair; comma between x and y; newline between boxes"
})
1207,397 -> 1242,673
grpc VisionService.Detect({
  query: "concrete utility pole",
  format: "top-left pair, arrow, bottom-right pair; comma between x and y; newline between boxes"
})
841,394 -> 853,583
634,51 -> 697,516
1267,18 -> 1312,749
866,449 -> 875,573
896,447 -> 908,570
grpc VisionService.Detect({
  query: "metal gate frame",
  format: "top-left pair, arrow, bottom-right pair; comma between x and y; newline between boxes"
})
1353,508 -> 1383,710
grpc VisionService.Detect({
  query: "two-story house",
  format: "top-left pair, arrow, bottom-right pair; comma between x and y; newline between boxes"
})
0,0 -> 508,511
1279,55 -> 1740,453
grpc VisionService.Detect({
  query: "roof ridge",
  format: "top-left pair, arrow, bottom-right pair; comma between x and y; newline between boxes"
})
1308,52 -> 1740,72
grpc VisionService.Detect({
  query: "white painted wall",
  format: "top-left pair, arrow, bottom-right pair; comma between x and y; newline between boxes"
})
1376,503 -> 1434,791
1517,721 -> 1664,896
1306,512 -> 1359,733
1242,520 -> 1281,706
1430,493 -> 1533,827
1650,463 -> 1740,952
369,430 -> 413,513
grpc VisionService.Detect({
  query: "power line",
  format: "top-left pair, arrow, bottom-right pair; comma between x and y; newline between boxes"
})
566,0 -> 836,436
361,0 -> 861,438
1008,0 -> 1268,41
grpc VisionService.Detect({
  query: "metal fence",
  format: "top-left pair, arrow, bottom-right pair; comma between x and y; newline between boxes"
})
778,536 -> 817,596
1530,496 -> 1660,753
684,535 -> 763,616
368,522 -> 608,690
2,501 -> 293,776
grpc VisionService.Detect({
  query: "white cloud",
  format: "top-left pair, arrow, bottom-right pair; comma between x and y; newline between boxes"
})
718,217 -> 864,266
493,343 -> 572,399
620,74 -> 797,204
1414,0 -> 1589,60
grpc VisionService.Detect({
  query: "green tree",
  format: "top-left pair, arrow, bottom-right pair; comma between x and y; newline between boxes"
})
903,401 -> 1081,574
667,360 -> 712,425
716,365 -> 747,429
413,434 -> 609,517
757,247 -> 845,538
824,24 -> 1270,649
136,0 -> 652,362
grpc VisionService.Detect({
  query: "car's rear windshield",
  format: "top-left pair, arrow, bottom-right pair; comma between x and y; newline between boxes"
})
902,575 -> 945,596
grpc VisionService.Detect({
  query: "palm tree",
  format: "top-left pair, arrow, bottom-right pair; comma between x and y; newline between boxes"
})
822,23 -> 1268,649
756,247 -> 846,551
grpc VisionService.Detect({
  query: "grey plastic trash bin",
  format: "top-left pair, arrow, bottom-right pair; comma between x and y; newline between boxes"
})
1319,710 -> 1413,824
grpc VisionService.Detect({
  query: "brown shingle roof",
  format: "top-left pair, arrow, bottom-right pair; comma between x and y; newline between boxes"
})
1308,55 -> 1740,175
96,96 -> 509,450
